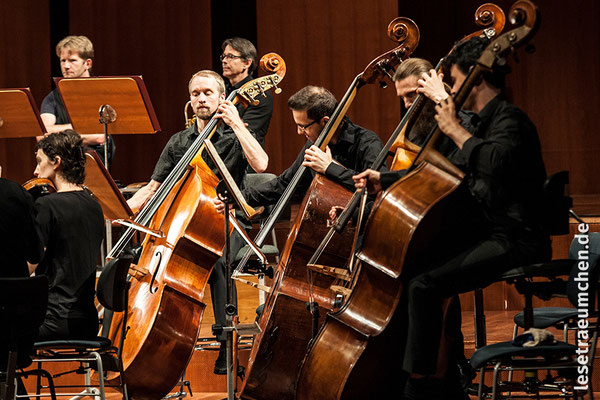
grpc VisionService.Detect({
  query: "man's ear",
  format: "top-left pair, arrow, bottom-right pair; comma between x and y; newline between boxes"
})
84,59 -> 93,71
320,116 -> 330,126
243,58 -> 252,73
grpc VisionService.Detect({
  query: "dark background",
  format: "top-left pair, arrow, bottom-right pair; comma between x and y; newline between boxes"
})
1,0 -> 598,213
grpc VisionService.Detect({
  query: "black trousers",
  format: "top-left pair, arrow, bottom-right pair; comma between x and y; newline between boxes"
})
37,315 -> 98,342
402,230 -> 551,375
209,230 -> 245,342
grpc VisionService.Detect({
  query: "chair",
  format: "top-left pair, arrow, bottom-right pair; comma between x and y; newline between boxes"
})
469,171 -> 600,399
470,234 -> 600,399
0,275 -> 49,400
22,256 -> 132,400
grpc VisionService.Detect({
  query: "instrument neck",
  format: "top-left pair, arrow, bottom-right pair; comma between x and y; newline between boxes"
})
236,75 -> 364,271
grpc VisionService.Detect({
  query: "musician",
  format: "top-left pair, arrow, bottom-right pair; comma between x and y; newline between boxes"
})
40,35 -> 115,166
221,37 -> 273,148
0,169 -> 45,375
214,85 -> 385,213
354,37 -> 550,399
394,57 -> 453,147
127,70 -> 267,375
30,130 -> 105,341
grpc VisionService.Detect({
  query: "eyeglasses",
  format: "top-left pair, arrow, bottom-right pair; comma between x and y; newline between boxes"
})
220,53 -> 244,61
297,120 -> 318,132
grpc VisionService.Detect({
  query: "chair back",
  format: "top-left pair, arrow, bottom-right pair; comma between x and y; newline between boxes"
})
567,232 -> 600,309
97,256 -> 132,312
96,256 -> 132,339
542,171 -> 572,236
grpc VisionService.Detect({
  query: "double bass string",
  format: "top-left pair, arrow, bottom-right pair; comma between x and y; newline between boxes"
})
108,90 -> 237,260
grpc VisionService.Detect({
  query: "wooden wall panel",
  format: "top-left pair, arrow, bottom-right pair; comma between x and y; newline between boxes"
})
1,1 -> 598,209
68,0 -> 213,184
256,0 -> 399,175
0,0 -> 51,183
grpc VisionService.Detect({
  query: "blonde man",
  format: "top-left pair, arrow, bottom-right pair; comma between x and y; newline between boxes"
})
40,35 -> 115,166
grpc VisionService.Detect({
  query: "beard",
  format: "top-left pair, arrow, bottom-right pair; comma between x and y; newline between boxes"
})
406,99 -> 437,147
195,107 -> 214,120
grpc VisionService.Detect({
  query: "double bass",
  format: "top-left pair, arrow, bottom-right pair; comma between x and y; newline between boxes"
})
104,54 -> 286,399
238,18 -> 419,400
295,4 -> 508,399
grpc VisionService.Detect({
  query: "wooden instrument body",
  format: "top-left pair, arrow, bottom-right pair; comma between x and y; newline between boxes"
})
108,161 -> 226,399
294,2 -> 520,396
295,161 -> 471,399
239,175 -> 355,400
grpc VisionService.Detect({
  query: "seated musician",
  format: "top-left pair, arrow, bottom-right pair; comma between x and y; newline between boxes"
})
214,85 -> 385,213
221,37 -> 273,148
40,35 -> 115,167
0,167 -> 45,374
354,37 -> 550,399
30,130 -> 105,341
127,70 -> 268,375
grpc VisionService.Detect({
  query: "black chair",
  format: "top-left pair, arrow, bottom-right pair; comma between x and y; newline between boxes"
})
0,275 -> 50,400
470,233 -> 600,399
21,256 -> 132,400
469,171 -> 600,399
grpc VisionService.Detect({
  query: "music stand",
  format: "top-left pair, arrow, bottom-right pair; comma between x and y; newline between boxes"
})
55,76 -> 161,170
84,151 -> 133,221
83,150 -> 134,260
0,88 -> 46,138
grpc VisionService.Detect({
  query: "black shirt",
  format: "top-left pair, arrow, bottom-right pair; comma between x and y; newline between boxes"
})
242,117 -> 385,207
35,191 -> 104,321
41,88 -> 115,166
0,178 -> 44,277
382,95 -> 547,235
150,121 -> 252,189
225,75 -> 273,147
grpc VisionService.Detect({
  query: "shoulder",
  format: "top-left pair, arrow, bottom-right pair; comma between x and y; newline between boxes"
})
167,125 -> 195,145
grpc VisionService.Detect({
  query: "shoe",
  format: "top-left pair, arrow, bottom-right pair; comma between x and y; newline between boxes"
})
213,345 -> 245,377
214,345 -> 227,375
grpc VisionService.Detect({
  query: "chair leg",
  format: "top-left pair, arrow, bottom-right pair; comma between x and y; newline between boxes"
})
5,351 -> 18,400
491,362 -> 502,400
478,367 -> 486,399
17,369 -> 57,400
117,356 -> 129,400
507,324 -> 519,389
91,351 -> 106,400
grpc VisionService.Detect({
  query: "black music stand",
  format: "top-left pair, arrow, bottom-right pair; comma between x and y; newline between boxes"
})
55,76 -> 161,170
203,139 -> 265,400
0,88 -> 46,138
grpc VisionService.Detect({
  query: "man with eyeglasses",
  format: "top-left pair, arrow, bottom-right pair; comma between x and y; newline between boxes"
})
214,85 -> 385,212
220,37 -> 273,149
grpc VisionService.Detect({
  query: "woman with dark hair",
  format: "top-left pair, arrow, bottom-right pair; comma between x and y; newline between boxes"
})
30,129 -> 104,340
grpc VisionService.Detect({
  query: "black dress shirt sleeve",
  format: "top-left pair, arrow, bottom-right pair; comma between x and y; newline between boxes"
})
242,142 -> 312,207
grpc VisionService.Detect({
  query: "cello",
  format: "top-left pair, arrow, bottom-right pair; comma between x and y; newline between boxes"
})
104,54 -> 286,399
238,18 -> 419,400
295,4 -> 507,399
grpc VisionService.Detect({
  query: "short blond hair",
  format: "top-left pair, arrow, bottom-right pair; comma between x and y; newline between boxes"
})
392,57 -> 433,82
56,35 -> 94,60
188,70 -> 226,95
